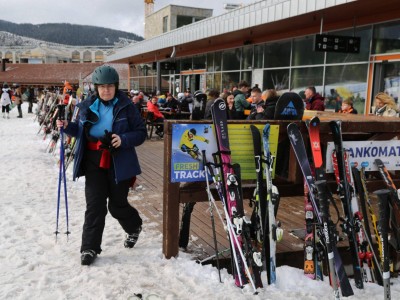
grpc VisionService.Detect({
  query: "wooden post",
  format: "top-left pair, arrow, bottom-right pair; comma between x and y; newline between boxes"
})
162,121 -> 181,258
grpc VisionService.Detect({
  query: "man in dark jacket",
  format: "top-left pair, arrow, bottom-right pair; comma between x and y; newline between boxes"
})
162,93 -> 179,110
247,87 -> 266,120
57,65 -> 147,266
234,80 -> 251,119
305,86 -> 325,111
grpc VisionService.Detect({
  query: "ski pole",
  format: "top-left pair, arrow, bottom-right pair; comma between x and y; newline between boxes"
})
203,150 -> 222,283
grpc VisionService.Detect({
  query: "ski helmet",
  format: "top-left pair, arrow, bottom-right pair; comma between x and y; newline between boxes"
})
194,90 -> 206,100
189,128 -> 197,135
92,65 -> 119,85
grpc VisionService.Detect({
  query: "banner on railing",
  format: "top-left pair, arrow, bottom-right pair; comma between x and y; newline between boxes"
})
325,140 -> 400,172
170,123 -> 279,183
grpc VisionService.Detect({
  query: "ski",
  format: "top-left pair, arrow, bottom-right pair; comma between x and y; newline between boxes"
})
352,166 -> 383,285
211,99 -> 260,291
262,123 -> 282,285
315,180 -> 340,300
329,120 -> 364,289
305,116 -> 324,280
375,189 -> 392,300
375,158 -> 400,251
249,125 -> 268,280
287,122 -> 353,297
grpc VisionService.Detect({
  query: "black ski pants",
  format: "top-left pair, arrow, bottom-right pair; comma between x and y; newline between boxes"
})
81,150 -> 142,254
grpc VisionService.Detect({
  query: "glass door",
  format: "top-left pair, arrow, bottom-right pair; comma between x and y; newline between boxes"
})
373,60 -> 400,109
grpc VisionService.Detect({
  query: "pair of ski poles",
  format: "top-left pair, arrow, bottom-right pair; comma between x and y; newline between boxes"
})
54,104 -> 70,240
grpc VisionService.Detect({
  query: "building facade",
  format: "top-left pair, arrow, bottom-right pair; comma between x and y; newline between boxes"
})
144,5 -> 213,39
108,0 -> 400,114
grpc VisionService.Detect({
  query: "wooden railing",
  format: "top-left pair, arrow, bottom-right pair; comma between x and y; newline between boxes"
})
162,112 -> 400,258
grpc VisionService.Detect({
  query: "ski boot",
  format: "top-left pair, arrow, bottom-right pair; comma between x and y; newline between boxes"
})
81,249 -> 97,266
124,226 -> 142,248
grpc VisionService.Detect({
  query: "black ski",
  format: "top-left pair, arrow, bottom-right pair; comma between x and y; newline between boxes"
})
375,158 -> 400,251
375,189 -> 391,300
315,180 -> 340,300
287,122 -> 353,297
329,120 -> 364,289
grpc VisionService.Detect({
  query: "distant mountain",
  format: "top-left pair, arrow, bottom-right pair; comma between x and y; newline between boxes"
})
0,19 -> 143,46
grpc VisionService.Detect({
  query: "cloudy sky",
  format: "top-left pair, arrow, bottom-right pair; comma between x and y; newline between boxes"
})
4,0 -> 255,37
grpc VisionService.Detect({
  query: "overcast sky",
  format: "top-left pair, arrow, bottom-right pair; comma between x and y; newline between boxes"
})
4,0 -> 255,37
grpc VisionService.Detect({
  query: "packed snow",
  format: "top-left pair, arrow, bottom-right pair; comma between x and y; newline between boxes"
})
1,103 -> 399,300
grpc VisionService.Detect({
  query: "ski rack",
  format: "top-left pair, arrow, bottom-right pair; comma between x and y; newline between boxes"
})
161,114 -> 400,266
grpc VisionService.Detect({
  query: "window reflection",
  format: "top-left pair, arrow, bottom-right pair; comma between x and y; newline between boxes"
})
324,64 -> 368,113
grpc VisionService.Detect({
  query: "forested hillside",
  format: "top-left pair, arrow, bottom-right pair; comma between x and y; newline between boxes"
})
0,19 -> 143,46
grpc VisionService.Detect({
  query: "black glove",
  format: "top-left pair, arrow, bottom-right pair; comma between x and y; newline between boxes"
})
99,130 -> 115,152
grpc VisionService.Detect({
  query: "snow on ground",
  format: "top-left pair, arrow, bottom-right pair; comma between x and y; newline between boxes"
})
0,103 -> 399,300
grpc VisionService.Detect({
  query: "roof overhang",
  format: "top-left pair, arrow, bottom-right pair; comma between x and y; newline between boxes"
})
108,0 -> 400,65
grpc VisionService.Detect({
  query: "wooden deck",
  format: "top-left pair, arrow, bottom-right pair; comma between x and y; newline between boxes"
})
128,137 -> 376,269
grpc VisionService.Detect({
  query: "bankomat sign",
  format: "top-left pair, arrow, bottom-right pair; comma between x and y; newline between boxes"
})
325,140 -> 400,172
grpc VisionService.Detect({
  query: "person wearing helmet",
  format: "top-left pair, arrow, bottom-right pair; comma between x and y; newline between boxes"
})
56,65 -> 147,266
177,91 -> 192,113
203,89 -> 220,119
179,128 -> 209,161
191,90 -> 207,120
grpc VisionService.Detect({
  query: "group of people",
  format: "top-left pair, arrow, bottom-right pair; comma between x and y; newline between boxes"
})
0,83 -> 37,119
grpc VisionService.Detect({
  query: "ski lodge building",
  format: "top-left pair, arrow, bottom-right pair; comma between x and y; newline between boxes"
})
107,0 -> 400,115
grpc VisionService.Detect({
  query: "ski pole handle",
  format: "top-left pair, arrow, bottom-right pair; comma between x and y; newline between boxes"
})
57,104 -> 66,121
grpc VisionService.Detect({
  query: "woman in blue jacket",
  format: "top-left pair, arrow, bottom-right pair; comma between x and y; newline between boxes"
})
57,65 -> 147,265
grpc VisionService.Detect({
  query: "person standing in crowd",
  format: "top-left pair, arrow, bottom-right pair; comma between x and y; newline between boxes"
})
13,84 -> 23,118
247,87 -> 267,120
56,65 -> 147,266
27,86 -> 35,113
1,83 -> 12,119
263,89 -> 279,119
203,89 -> 221,119
223,91 -> 236,119
338,98 -> 358,114
372,92 -> 399,117
304,86 -> 325,111
234,80 -> 251,119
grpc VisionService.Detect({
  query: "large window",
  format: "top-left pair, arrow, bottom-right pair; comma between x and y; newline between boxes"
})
326,26 -> 372,63
254,44 -> 263,69
222,49 -> 241,71
290,67 -> 324,91
264,40 -> 291,68
214,51 -> 222,72
292,36 -> 324,66
242,46 -> 253,70
222,72 -> 240,91
180,57 -> 192,71
263,69 -> 290,91
206,53 -> 214,72
373,20 -> 400,54
193,54 -> 206,69
324,64 -> 368,113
